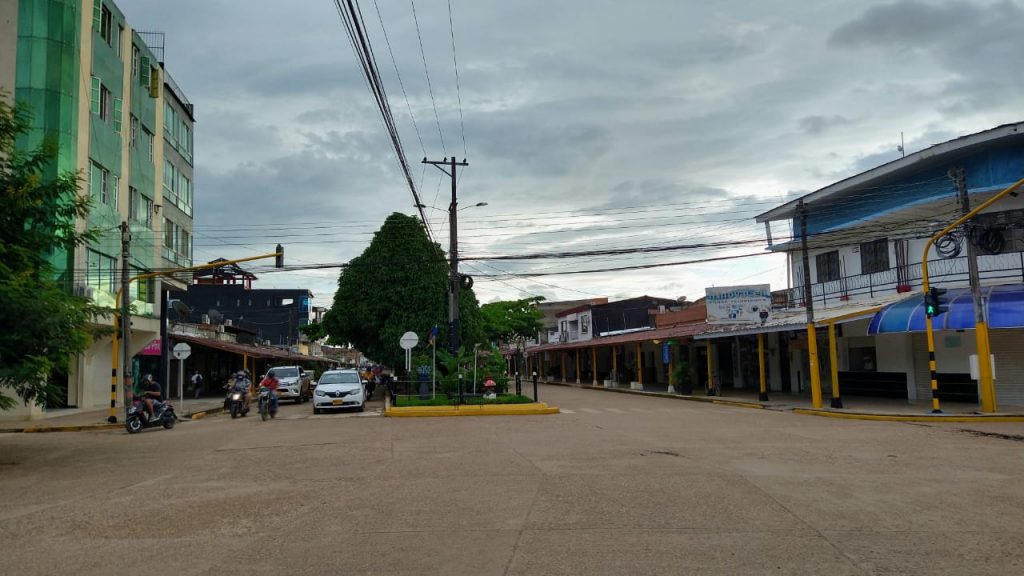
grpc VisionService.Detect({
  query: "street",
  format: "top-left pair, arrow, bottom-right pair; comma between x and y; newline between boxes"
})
2,384 -> 1023,575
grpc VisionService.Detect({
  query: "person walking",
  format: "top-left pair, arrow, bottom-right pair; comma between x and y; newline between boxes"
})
190,370 -> 204,399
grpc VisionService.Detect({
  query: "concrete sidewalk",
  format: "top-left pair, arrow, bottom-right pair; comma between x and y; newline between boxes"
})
543,378 -> 1024,421
0,397 -> 228,433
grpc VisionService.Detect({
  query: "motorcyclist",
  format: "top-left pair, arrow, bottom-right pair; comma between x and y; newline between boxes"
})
140,374 -> 163,419
259,370 -> 280,416
226,371 -> 252,406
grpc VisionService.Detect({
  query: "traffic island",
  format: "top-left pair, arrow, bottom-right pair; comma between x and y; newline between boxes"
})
386,402 -> 560,417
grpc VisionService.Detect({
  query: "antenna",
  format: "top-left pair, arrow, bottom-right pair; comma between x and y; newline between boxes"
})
897,131 -> 905,158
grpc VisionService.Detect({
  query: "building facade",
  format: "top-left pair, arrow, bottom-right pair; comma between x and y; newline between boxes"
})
0,0 -> 194,419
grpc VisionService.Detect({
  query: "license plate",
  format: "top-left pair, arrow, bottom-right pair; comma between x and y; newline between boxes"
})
331,399 -> 344,405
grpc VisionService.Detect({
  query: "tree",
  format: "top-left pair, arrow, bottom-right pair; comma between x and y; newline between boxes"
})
479,297 -> 545,345
322,212 -> 481,370
299,321 -> 328,343
0,96 -> 107,410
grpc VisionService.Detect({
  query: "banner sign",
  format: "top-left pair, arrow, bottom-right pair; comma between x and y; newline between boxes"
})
141,338 -> 162,356
705,285 -> 772,324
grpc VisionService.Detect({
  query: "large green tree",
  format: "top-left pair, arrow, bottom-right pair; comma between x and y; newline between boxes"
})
0,97 -> 107,410
322,212 -> 482,369
479,297 -> 545,345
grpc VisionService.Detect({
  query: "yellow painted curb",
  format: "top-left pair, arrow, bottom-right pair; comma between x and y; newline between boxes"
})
792,408 -> 1024,423
386,402 -> 560,418
190,412 -> 207,420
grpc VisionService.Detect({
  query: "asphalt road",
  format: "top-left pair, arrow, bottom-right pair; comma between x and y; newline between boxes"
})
1,384 -> 1023,575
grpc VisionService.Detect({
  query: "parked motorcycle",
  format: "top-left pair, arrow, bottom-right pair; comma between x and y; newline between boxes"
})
125,398 -> 177,434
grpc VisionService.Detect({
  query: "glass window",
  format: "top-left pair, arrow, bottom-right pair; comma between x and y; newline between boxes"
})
132,45 -> 139,79
99,84 -> 111,122
99,4 -> 112,46
116,25 -> 124,57
144,128 -> 154,160
860,238 -> 890,274
815,250 -> 841,283
90,76 -> 100,115
129,115 -> 138,148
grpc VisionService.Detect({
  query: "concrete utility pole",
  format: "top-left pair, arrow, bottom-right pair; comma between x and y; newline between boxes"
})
949,167 -> 996,412
422,157 -> 468,355
798,201 -> 823,409
120,221 -> 132,419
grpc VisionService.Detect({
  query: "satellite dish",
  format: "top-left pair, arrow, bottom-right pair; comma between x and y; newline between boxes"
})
207,309 -> 224,324
170,299 -> 192,321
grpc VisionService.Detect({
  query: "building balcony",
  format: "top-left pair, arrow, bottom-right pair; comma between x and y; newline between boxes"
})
785,251 -> 1024,309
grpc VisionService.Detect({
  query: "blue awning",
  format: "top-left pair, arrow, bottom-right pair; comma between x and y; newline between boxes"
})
868,283 -> 1024,334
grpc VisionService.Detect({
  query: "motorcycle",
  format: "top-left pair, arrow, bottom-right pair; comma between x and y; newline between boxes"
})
258,386 -> 277,421
228,388 -> 250,419
125,397 -> 177,434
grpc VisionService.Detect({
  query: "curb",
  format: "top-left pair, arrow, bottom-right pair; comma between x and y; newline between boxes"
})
543,380 -> 767,410
0,423 -> 124,434
792,408 -> 1024,423
386,402 -> 560,418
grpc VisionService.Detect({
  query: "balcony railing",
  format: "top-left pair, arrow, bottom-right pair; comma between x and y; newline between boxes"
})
786,251 -> 1024,309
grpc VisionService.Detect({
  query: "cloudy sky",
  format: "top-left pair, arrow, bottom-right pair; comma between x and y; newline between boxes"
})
123,0 -> 1024,307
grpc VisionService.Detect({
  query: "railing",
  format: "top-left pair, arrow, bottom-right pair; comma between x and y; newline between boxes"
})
786,251 -> 1024,308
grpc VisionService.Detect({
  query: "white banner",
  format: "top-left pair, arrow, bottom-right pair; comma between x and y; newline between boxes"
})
705,285 -> 772,324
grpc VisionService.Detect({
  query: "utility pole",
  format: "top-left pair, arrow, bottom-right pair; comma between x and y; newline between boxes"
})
798,201 -> 823,409
949,167 -> 996,412
119,221 -> 132,419
422,157 -> 468,355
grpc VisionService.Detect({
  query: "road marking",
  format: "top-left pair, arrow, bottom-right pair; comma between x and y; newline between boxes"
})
606,408 -> 627,414
580,408 -> 601,414
629,408 -> 651,412
560,409 -> 576,414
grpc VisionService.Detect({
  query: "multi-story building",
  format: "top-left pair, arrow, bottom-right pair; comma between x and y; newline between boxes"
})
0,0 -> 194,419
700,122 -> 1024,408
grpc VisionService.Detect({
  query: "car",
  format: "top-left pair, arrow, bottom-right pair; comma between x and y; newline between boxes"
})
313,369 -> 366,414
268,366 -> 311,403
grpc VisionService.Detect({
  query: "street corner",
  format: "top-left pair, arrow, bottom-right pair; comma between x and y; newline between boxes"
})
385,402 -> 560,417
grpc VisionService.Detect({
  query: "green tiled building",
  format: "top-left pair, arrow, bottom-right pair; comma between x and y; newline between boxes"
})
1,0 -> 195,419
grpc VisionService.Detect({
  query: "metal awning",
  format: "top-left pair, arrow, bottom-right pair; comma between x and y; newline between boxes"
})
868,283 -> 1024,334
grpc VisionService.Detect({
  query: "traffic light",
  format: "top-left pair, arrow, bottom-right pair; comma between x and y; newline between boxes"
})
275,244 -> 284,268
925,287 -> 949,318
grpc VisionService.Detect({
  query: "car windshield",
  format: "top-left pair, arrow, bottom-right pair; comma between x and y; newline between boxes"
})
273,367 -> 299,378
319,372 -> 360,384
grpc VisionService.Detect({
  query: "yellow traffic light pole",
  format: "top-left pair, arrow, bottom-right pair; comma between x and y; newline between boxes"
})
108,250 -> 284,423
921,177 -> 1024,414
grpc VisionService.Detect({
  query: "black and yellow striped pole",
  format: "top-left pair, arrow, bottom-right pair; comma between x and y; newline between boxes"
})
921,176 -> 1024,414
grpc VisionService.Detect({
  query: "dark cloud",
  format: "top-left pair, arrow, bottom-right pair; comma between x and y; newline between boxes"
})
799,115 -> 850,136
828,1 -> 973,49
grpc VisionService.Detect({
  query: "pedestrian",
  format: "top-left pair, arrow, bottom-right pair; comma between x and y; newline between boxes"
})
190,369 -> 204,398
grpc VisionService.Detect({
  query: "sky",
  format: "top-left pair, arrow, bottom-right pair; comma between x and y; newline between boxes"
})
122,0 -> 1024,308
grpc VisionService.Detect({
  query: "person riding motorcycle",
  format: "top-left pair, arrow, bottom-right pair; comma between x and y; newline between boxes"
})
226,371 -> 252,406
140,374 -> 163,419
259,370 -> 280,416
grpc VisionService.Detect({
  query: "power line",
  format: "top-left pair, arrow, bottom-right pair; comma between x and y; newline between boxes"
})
409,0 -> 446,156
371,0 -> 426,159
446,0 -> 467,158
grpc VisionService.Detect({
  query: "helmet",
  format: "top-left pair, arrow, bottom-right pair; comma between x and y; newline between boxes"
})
267,371 -> 276,377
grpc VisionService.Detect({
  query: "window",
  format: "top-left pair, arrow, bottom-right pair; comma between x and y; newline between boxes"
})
132,45 -> 139,79
140,56 -> 150,87
143,127 -> 154,160
86,249 -> 117,296
129,115 -> 138,148
89,161 -> 113,205
581,314 -> 590,334
99,84 -> 111,122
815,250 -> 841,283
90,77 -> 100,115
110,174 -> 118,205
99,4 -> 113,46
112,97 -> 122,133
116,24 -> 124,57
860,238 -> 890,274
129,187 -> 152,228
